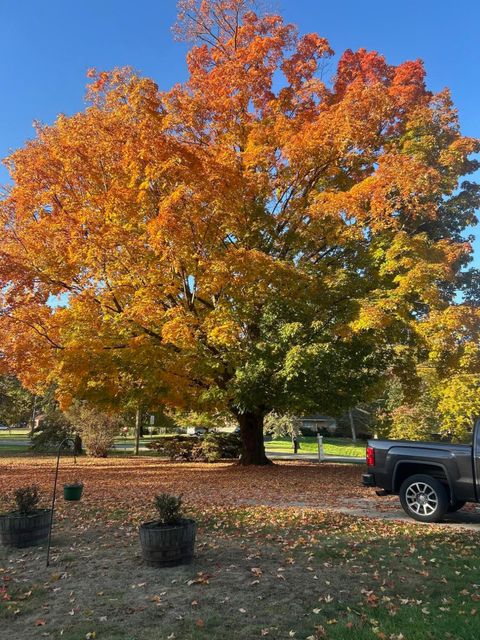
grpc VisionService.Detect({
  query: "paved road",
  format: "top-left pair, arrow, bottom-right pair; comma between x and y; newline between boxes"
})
0,439 -> 30,446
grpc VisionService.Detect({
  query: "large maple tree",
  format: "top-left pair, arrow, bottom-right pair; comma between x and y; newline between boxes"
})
0,0 -> 478,463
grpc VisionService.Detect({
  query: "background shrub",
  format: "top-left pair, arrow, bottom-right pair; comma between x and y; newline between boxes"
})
147,435 -> 199,461
199,432 -> 242,462
147,432 -> 241,462
31,408 -> 77,452
68,404 -> 122,457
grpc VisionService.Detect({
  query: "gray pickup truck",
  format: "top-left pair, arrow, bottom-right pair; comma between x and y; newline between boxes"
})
362,420 -> 480,522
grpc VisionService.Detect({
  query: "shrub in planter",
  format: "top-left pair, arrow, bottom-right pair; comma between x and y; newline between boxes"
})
0,485 -> 51,548
139,493 -> 196,567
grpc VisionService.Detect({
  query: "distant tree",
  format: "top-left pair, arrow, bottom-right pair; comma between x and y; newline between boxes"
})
30,385 -> 81,452
336,405 -> 373,441
0,375 -> 35,428
264,412 -> 301,439
436,374 -> 480,442
171,410 -> 235,432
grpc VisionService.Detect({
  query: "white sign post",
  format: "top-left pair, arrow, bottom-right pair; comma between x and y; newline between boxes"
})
317,433 -> 324,463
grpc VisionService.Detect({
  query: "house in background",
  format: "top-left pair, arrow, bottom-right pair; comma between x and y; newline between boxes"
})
299,414 -> 337,434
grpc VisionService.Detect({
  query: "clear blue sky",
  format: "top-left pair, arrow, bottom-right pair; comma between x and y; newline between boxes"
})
1,0 -> 479,256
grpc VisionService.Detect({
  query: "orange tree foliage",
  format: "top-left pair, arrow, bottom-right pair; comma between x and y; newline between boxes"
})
0,0 -> 479,463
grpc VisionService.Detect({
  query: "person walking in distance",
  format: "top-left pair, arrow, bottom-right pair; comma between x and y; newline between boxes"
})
292,433 -> 300,455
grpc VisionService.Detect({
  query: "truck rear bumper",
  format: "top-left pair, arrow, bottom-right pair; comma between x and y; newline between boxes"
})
362,473 -> 376,487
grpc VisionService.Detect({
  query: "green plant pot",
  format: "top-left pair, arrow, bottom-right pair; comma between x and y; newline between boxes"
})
63,484 -> 83,501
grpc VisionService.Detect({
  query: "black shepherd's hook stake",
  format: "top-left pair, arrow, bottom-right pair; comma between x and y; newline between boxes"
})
46,437 -> 77,567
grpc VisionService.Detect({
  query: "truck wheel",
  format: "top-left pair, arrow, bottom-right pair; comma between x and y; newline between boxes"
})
399,474 -> 448,523
447,500 -> 466,513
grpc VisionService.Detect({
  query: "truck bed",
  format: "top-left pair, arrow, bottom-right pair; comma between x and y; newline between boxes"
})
366,438 -> 476,503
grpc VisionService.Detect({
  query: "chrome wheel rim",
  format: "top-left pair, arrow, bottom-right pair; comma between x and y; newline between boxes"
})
405,482 -> 438,516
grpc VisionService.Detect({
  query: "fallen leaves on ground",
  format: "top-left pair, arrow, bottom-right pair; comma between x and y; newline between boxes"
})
0,457 -> 379,526
1,457 -> 480,640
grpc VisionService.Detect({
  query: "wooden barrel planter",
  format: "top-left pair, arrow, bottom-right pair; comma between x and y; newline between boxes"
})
139,519 -> 197,567
0,510 -> 51,548
63,483 -> 83,501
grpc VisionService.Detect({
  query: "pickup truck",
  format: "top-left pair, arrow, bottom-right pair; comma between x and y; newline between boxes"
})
362,419 -> 480,522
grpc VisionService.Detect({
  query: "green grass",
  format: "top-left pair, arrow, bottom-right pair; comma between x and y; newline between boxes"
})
0,429 -> 30,439
301,524 -> 480,640
194,508 -> 480,640
265,436 -> 366,457
0,445 -> 31,453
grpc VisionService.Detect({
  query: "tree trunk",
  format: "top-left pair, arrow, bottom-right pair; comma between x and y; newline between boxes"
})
349,409 -> 357,443
74,434 -> 83,455
29,396 -> 37,438
236,412 -> 272,466
134,408 -> 141,456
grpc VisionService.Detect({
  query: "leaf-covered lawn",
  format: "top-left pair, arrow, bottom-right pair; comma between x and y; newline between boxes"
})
0,458 -> 479,639
0,457 -> 369,515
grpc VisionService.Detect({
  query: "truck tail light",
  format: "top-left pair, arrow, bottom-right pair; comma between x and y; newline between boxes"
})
366,446 -> 375,467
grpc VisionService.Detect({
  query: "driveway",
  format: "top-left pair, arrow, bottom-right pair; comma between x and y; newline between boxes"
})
334,493 -> 480,531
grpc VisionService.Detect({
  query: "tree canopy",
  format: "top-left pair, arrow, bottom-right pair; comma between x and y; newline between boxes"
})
0,0 -> 478,463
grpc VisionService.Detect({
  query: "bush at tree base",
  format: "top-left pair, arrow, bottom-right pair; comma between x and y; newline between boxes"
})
200,432 -> 242,462
147,433 -> 242,462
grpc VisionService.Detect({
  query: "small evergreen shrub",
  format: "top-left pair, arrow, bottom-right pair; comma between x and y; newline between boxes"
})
154,493 -> 183,525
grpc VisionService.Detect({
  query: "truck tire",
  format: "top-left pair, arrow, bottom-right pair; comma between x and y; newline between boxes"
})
447,500 -> 466,513
399,474 -> 449,523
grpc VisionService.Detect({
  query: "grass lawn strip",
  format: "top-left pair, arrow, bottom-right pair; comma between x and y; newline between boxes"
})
265,437 -> 366,457
0,434 -> 367,458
